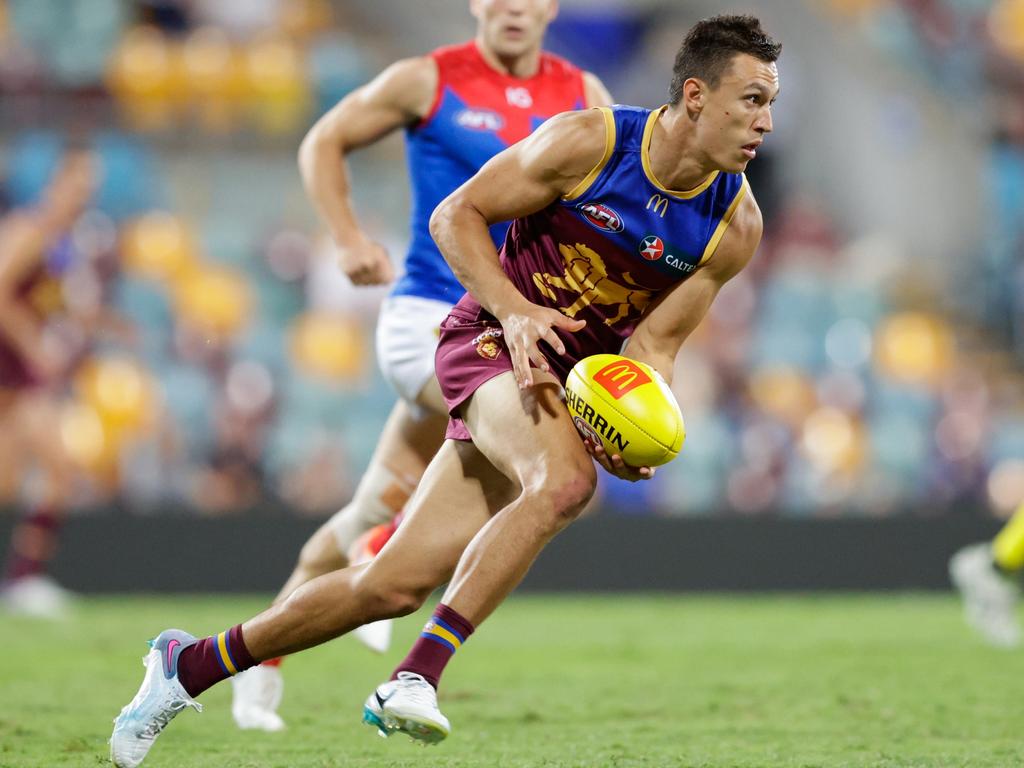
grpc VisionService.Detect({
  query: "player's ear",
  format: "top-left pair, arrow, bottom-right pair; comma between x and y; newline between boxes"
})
469,0 -> 482,22
682,78 -> 706,116
547,0 -> 560,23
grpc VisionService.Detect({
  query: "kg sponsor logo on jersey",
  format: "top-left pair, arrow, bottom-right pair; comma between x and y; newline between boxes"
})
505,86 -> 533,108
577,202 -> 624,233
455,108 -> 505,132
637,235 -> 697,273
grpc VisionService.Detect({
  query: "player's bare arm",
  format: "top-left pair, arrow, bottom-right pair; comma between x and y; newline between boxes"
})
582,71 -> 613,108
298,57 -> 438,285
430,108 -> 609,388
626,188 -> 763,382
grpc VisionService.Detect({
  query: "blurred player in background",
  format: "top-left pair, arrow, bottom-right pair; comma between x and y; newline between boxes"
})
229,0 -> 611,733
109,15 -> 778,766
950,500 -> 1024,647
0,149 -> 98,618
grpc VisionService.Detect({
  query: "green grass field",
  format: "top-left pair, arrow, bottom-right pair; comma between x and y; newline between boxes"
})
1,594 -> 1022,767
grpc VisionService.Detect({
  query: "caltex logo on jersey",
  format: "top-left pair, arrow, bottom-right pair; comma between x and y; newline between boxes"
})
578,202 -> 624,233
456,109 -> 505,131
505,86 -> 532,108
639,236 -> 664,261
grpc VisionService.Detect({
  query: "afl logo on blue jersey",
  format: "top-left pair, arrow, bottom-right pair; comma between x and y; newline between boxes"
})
639,236 -> 663,261
577,202 -> 624,233
456,109 -> 505,131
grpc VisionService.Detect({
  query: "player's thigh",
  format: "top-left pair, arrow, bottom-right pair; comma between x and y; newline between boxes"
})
376,294 -> 450,414
360,398 -> 448,490
462,370 -> 596,494
365,438 -> 516,591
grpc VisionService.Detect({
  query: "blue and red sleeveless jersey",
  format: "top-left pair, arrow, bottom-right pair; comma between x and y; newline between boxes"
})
395,41 -> 586,303
451,105 -> 749,382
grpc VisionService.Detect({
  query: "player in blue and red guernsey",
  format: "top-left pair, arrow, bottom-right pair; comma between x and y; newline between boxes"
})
222,0 -> 610,736
111,15 -> 779,765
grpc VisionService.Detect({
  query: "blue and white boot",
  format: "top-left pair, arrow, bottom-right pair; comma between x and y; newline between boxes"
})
110,629 -> 203,768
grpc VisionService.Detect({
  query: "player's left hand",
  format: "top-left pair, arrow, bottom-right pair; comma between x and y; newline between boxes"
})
582,438 -> 655,482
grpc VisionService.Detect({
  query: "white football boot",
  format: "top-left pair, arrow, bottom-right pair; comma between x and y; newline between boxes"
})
353,619 -> 393,655
363,671 -> 450,744
231,664 -> 285,732
110,629 -> 202,768
949,542 -> 1022,648
1,574 -> 73,619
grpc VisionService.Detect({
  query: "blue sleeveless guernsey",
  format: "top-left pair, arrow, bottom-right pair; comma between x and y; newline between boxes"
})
394,41 -> 586,303
447,104 -> 750,383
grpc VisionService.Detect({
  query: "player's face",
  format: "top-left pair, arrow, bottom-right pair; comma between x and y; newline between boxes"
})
696,54 -> 779,173
471,0 -> 558,60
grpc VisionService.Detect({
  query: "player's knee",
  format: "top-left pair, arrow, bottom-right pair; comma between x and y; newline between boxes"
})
528,463 -> 597,532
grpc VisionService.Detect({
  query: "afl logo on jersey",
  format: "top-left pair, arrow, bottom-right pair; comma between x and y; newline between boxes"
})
639,236 -> 664,261
578,202 -> 624,233
456,109 -> 505,132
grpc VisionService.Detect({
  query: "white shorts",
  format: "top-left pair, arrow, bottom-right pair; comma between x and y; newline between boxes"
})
375,294 -> 453,405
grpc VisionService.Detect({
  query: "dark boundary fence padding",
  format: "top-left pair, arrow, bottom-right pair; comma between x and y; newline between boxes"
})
0,509 -> 1003,592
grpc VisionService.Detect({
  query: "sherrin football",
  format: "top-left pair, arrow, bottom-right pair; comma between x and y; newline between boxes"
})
564,354 -> 685,467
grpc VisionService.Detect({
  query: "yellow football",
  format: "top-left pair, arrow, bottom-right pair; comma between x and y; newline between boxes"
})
564,354 -> 685,467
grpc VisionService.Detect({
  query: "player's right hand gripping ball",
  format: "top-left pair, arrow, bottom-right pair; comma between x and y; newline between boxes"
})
564,354 -> 685,467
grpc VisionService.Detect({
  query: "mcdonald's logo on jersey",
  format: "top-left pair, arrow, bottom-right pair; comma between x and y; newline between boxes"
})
646,194 -> 669,218
592,359 -> 652,399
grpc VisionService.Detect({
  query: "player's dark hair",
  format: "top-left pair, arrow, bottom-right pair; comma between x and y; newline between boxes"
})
668,15 -> 781,105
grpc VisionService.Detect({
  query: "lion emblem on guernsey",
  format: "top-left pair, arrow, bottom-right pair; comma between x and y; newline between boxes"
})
531,243 -> 654,326
472,328 -> 504,360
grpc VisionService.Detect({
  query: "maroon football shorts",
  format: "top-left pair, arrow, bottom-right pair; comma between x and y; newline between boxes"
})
434,309 -> 517,442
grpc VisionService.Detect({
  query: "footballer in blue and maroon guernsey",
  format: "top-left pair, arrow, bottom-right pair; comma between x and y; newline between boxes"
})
110,13 -> 779,764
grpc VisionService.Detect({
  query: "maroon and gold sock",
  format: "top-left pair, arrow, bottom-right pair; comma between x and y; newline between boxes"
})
177,624 -> 256,698
392,603 -> 474,689
3,506 -> 62,582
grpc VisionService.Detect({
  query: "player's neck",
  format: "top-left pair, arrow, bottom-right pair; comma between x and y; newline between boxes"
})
647,106 -> 716,193
474,38 -> 541,79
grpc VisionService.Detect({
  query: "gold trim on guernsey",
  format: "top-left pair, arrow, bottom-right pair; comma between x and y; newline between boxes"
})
642,106 -> 719,199
563,107 -> 616,201
698,175 -> 749,266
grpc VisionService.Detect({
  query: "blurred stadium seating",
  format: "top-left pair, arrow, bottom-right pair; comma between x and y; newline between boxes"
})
0,0 -> 1021,522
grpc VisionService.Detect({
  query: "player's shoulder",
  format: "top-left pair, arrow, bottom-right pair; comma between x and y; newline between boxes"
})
524,108 -> 610,178
428,40 -> 478,68
538,49 -> 583,78
731,179 -> 763,239
539,107 -> 609,145
368,54 -> 439,117
703,177 -> 762,277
